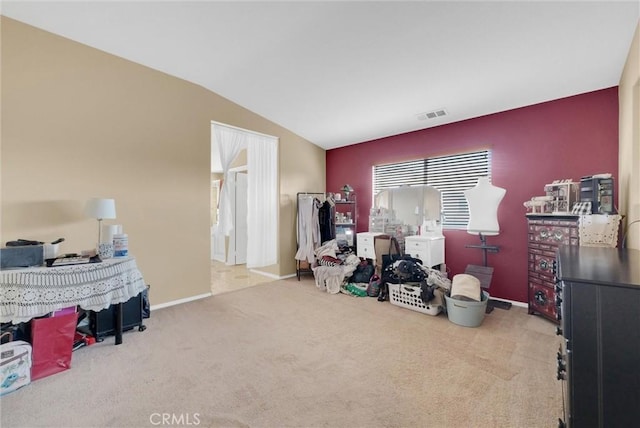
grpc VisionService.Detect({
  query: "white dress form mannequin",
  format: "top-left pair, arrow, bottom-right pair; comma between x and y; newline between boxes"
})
464,177 -> 506,236
463,177 -> 511,312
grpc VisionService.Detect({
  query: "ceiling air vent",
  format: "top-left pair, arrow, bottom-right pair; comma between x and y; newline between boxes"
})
417,109 -> 448,121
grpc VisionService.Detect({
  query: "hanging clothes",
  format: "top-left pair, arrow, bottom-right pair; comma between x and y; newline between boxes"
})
295,196 -> 321,263
318,199 -> 335,244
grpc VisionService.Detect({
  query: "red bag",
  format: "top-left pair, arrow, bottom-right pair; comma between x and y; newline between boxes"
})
30,312 -> 77,381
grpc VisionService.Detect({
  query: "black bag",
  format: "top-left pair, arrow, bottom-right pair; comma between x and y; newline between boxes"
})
350,262 -> 374,283
366,274 -> 382,297
380,258 -> 424,284
380,237 -> 403,273
378,237 -> 406,301
395,258 -> 426,282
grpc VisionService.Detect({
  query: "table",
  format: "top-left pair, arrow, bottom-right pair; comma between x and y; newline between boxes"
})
0,257 -> 146,345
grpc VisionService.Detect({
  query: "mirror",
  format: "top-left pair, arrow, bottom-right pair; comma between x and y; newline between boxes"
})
373,185 -> 442,235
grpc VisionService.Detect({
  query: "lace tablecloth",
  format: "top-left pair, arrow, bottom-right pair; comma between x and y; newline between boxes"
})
579,214 -> 622,247
0,257 -> 146,324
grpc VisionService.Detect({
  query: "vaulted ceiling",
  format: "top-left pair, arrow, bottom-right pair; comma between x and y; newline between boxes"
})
3,1 -> 639,150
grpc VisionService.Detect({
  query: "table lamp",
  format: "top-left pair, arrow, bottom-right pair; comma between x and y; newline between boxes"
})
342,184 -> 354,201
84,198 -> 117,247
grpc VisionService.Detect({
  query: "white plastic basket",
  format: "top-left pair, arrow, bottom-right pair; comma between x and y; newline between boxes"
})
388,283 -> 441,316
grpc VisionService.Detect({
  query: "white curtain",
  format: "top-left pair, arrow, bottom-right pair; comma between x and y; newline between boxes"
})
212,122 -> 278,269
213,125 -> 247,237
247,133 -> 278,268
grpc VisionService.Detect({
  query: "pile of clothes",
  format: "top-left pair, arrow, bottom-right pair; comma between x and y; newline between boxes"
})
311,240 -> 360,294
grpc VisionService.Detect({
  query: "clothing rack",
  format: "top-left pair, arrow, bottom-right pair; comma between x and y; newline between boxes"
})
296,193 -> 323,280
296,192 -> 335,203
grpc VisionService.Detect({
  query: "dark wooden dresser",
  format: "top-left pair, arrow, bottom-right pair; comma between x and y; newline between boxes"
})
555,246 -> 640,427
526,214 -> 579,323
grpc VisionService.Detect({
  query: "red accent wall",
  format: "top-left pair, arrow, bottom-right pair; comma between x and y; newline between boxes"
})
326,87 -> 619,303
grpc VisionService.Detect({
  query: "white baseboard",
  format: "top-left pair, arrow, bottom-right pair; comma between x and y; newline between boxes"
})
149,271 -> 297,313
150,292 -> 212,312
248,269 -> 296,280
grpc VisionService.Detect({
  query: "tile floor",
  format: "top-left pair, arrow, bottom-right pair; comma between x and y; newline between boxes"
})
210,259 -> 275,295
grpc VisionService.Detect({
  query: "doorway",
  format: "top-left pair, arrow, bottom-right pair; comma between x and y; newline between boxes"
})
228,170 -> 247,265
210,120 -> 278,270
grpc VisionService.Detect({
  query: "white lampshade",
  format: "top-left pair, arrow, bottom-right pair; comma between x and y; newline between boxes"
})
85,198 -> 117,220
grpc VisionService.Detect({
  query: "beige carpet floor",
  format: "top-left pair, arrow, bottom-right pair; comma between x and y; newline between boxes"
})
1,277 -> 563,428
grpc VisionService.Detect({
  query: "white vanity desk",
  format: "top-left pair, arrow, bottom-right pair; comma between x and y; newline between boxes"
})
356,232 -> 384,260
404,235 -> 445,268
359,184 -> 446,269
357,232 -> 445,269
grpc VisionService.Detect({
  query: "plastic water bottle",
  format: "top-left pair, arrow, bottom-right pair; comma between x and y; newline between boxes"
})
113,233 -> 129,257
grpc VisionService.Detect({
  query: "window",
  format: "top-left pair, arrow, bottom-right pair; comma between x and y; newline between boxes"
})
373,150 -> 491,229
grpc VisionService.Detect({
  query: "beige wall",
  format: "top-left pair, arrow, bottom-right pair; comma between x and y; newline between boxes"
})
619,20 -> 640,249
1,18 -> 325,306
278,131 -> 327,275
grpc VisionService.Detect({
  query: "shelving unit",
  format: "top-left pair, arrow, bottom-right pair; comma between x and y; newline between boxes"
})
334,195 -> 357,251
295,192 -> 358,280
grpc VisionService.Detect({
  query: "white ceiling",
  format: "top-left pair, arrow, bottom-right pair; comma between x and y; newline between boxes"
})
2,1 -> 639,150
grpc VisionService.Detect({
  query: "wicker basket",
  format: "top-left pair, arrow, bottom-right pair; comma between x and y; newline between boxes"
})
388,282 -> 441,316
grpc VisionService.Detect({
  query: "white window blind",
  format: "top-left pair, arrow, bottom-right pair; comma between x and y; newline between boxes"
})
373,150 -> 491,229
